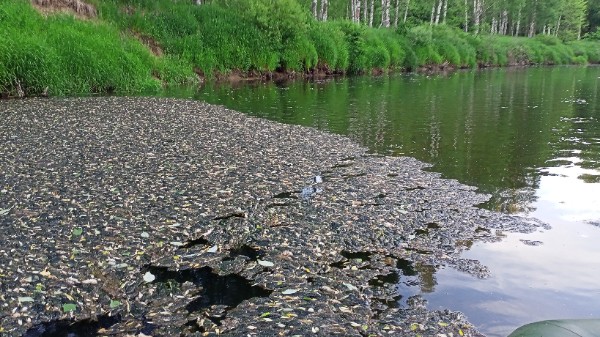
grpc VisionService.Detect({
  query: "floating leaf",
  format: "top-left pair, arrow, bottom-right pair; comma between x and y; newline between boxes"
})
459,329 -> 464,336
62,303 -> 77,312
438,322 -> 449,327
281,289 -> 299,295
72,227 -> 83,236
260,312 -> 271,317
143,271 -> 156,283
109,300 -> 121,308
410,323 -> 419,331
257,260 -> 274,267
18,297 -> 34,303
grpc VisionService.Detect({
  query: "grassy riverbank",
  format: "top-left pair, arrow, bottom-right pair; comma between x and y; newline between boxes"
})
2,0 -> 600,97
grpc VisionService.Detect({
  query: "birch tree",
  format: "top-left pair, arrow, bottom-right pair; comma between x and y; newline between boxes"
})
381,0 -> 391,27
320,0 -> 329,21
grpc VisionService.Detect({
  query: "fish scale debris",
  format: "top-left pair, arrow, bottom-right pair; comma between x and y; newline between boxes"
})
0,97 -> 544,336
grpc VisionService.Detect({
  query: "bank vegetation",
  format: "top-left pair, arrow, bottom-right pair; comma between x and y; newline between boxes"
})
1,0 -> 600,97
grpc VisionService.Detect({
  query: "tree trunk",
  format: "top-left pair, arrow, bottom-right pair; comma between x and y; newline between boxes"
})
442,0 -> 448,24
473,0 -> 482,34
430,1 -> 436,25
528,0 -> 537,37
382,0 -> 390,27
394,0 -> 400,27
555,15 -> 561,37
464,0 -> 468,32
515,6 -> 521,36
312,0 -> 318,19
195,0 -> 202,4
363,0 -> 368,23
320,0 -> 328,21
403,0 -> 410,23
370,0 -> 375,26
435,0 -> 443,25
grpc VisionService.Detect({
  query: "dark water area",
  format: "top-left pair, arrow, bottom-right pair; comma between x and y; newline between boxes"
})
160,66 -> 600,336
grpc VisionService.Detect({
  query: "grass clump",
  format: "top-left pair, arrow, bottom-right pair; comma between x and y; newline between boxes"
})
0,0 -> 195,97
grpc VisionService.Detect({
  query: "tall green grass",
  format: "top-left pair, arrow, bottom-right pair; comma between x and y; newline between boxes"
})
2,0 -> 600,97
0,0 -> 195,96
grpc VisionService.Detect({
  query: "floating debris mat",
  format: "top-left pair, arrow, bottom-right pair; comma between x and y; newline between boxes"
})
0,97 -> 544,336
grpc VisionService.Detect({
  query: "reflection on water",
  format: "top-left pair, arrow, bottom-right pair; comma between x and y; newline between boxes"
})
161,66 -> 600,336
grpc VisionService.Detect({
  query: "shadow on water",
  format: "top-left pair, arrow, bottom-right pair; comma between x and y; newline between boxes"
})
143,266 -> 272,313
23,314 -> 121,337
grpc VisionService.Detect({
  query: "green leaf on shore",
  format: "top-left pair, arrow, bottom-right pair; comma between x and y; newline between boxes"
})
109,300 -> 121,308
72,227 -> 83,236
62,303 -> 77,312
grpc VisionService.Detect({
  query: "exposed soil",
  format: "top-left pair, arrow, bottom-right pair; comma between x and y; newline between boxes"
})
31,0 -> 97,19
0,97 -> 545,336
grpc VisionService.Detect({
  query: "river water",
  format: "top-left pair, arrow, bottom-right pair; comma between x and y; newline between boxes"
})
163,66 -> 600,336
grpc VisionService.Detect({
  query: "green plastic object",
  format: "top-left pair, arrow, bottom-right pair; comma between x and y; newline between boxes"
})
508,319 -> 600,337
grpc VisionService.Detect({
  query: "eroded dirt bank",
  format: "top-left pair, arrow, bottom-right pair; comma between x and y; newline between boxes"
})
0,98 -> 543,336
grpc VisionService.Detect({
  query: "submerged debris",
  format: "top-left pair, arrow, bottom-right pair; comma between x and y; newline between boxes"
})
0,97 -> 544,336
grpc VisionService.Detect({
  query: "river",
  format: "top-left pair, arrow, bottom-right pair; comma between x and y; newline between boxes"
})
160,66 -> 600,336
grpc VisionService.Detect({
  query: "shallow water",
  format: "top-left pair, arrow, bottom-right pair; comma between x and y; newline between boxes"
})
162,66 -> 600,336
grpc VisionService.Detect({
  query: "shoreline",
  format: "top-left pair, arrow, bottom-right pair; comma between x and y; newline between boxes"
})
0,97 -> 543,336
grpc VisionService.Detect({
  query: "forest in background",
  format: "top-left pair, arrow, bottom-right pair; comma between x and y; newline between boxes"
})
1,0 -> 600,97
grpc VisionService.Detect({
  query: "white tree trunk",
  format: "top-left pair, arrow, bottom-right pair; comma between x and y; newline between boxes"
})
528,0 -> 537,37
370,0 -> 375,26
515,7 -> 521,36
363,0 -> 368,23
320,0 -> 328,21
312,0 -> 318,19
404,0 -> 410,23
195,0 -> 202,4
430,1 -> 436,25
464,0 -> 469,32
555,15 -> 561,37
381,0 -> 390,27
473,0 -> 483,34
435,0 -> 443,25
442,0 -> 448,24
394,0 -> 400,27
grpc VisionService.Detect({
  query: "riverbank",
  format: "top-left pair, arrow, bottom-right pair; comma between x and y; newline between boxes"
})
0,97 -> 544,336
2,0 -> 600,98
